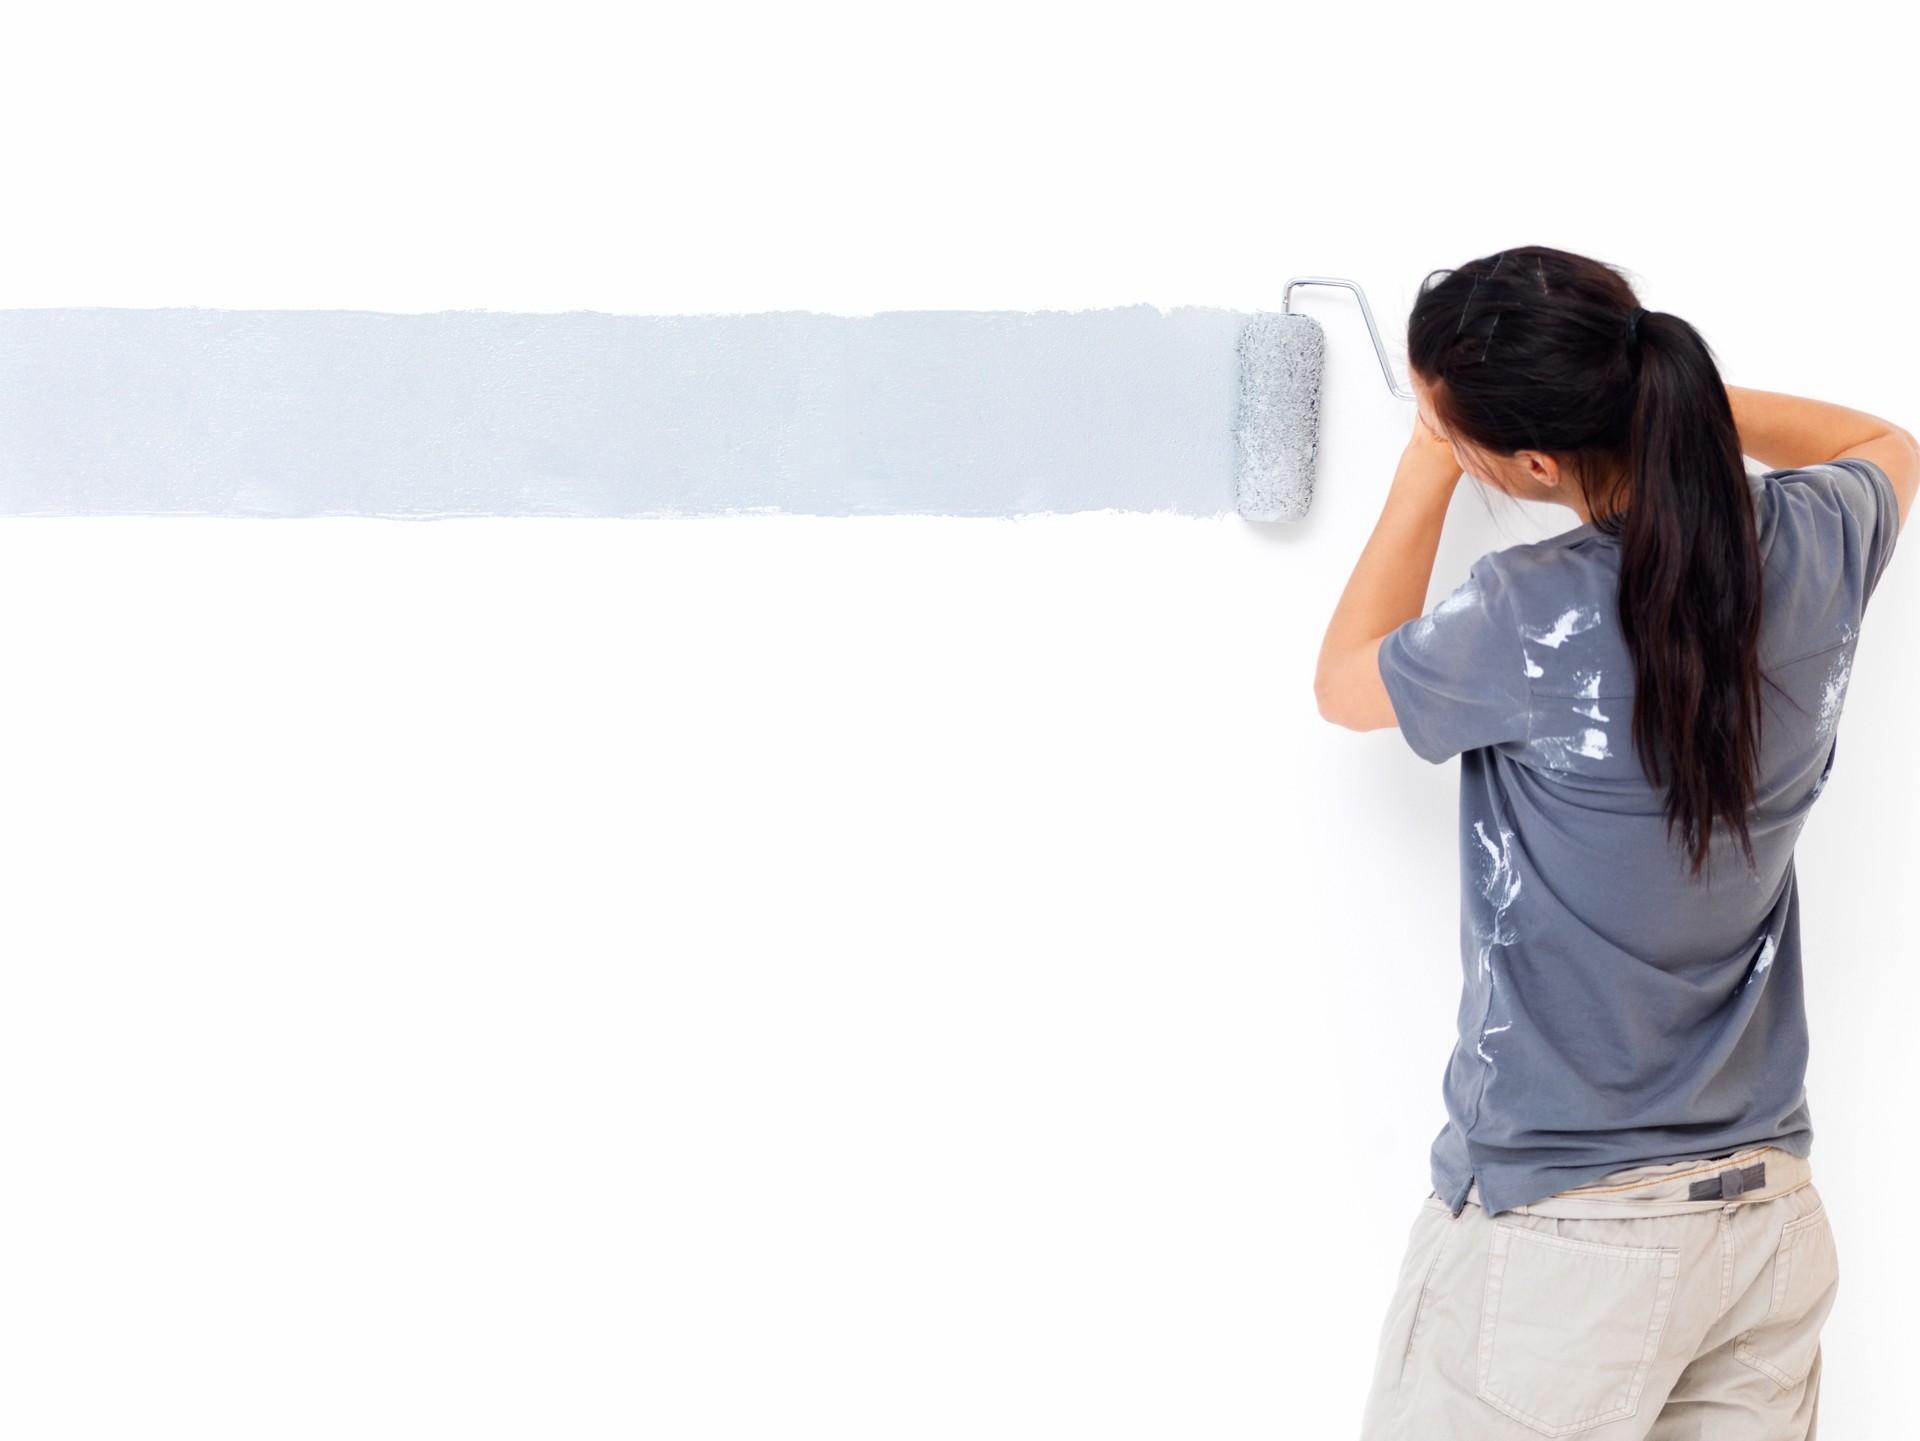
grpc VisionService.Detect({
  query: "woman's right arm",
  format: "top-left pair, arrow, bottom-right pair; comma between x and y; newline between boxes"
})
1726,384 -> 1918,531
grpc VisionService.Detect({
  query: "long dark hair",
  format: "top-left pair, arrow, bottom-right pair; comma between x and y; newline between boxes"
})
1407,245 -> 1774,881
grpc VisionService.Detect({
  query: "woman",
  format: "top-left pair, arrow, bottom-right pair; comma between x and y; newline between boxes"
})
1315,245 -> 1915,1439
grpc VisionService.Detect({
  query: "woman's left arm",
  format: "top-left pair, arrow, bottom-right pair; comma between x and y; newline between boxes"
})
1314,416 -> 1465,732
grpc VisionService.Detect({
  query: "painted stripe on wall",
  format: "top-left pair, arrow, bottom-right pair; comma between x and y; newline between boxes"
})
0,305 -> 1251,518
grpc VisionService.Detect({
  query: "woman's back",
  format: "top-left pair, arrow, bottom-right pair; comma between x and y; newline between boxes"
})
1376,456 -> 1901,1217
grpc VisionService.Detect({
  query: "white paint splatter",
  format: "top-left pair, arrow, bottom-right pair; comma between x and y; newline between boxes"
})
1522,650 -> 1544,679
1519,606 -> 1603,649
1412,577 -> 1482,648
1570,728 -> 1611,758
1528,727 -> 1612,769
1743,932 -> 1777,991
1572,669 -> 1609,722
1470,821 -> 1522,1068
1816,649 -> 1852,738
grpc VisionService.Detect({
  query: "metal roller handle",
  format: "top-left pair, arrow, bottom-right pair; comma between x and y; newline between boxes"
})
1282,276 -> 1414,402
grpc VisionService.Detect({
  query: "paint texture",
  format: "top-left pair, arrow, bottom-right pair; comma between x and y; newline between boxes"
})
0,306 -> 1256,518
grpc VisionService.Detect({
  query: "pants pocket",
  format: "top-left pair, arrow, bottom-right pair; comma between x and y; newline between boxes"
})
1735,1200 -> 1840,1389
1475,1223 -> 1681,1436
1398,1198 -> 1455,1384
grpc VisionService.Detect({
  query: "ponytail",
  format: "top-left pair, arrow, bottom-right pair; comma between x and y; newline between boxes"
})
1613,311 -> 1765,880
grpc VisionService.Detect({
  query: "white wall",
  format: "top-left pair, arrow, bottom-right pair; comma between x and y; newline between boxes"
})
1,4 -> 1910,1437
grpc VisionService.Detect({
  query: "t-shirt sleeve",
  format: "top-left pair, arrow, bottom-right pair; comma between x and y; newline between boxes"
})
1816,458 -> 1901,603
1376,554 -> 1533,764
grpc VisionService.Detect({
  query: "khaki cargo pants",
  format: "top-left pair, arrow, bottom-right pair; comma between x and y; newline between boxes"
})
1358,1145 -> 1838,1439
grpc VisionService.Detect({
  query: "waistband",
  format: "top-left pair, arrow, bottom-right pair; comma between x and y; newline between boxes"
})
1464,1145 -> 1812,1219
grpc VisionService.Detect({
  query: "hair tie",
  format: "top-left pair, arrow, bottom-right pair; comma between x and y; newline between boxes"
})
1626,307 -> 1648,351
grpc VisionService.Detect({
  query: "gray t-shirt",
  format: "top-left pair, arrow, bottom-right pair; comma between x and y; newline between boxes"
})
1378,458 -> 1900,1217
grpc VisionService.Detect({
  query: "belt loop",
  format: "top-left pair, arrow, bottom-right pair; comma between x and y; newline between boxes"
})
1688,1158 -> 1765,1201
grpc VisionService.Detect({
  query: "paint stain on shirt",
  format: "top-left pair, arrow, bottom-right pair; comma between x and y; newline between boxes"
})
1816,649 -> 1852,738
1412,576 -> 1484,649
1471,820 -> 1522,1068
1520,605 -> 1603,650
1572,669 -> 1610,722
1527,729 -> 1612,769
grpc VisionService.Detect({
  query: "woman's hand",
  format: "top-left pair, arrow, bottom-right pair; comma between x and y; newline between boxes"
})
1398,410 -> 1465,490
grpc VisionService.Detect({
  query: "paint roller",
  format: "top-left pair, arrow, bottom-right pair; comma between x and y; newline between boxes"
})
1234,276 -> 1416,522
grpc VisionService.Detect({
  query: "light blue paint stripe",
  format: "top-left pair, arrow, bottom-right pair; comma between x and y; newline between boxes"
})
0,305 -> 1249,518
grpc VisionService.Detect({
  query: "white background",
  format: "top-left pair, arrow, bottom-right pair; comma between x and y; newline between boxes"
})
1,3 -> 1910,1436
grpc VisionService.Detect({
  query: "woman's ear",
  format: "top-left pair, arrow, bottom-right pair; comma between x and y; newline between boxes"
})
1521,451 -> 1563,487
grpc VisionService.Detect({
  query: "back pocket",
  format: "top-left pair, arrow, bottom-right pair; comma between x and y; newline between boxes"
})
1476,1224 -> 1681,1436
1735,1202 -> 1839,1389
